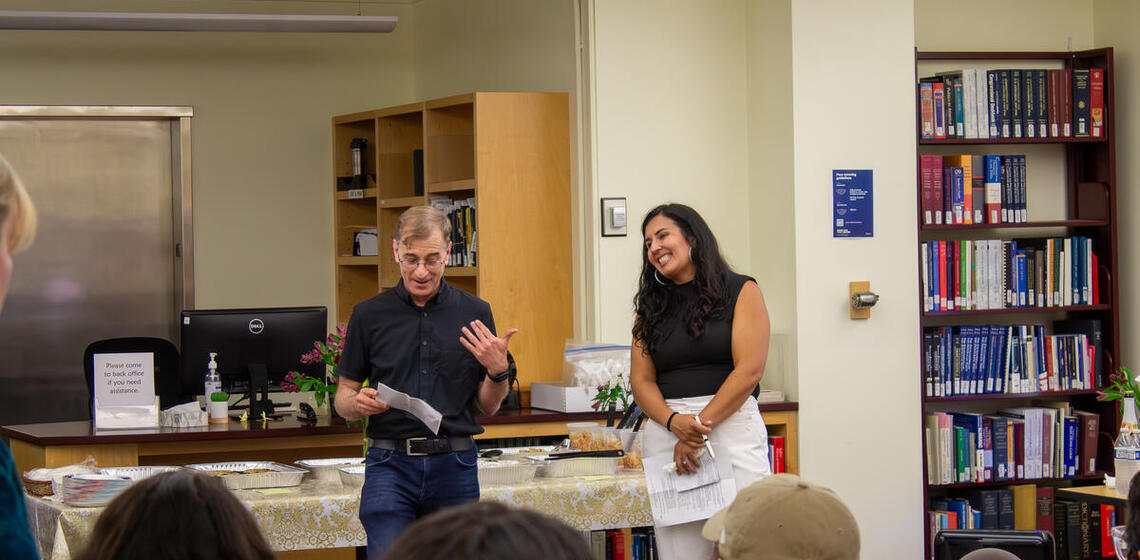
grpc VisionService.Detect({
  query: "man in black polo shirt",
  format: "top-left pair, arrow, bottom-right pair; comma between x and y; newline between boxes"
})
334,206 -> 516,560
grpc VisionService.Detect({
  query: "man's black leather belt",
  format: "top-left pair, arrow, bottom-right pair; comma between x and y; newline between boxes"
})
370,436 -> 475,456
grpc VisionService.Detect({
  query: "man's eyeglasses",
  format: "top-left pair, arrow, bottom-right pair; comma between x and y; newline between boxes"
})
397,256 -> 445,271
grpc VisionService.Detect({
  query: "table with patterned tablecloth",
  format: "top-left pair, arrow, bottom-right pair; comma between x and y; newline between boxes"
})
27,471 -> 651,559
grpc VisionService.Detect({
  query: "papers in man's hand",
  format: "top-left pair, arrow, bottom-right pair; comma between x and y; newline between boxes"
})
372,382 -> 443,434
643,442 -> 736,527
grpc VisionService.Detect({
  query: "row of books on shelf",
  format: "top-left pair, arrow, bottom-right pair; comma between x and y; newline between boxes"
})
918,67 -> 1105,140
928,487 -> 1116,559
921,236 -> 1098,313
429,195 -> 476,267
923,320 -> 1104,398
919,154 -> 1030,226
925,407 -> 1099,486
587,527 -> 656,560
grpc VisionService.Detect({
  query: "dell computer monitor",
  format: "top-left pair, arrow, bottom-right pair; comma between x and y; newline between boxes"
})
180,306 -> 327,418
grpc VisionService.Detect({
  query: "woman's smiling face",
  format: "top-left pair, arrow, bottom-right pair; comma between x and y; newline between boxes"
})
644,214 -> 695,284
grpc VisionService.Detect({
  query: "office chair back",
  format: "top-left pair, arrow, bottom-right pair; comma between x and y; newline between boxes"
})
83,337 -> 187,417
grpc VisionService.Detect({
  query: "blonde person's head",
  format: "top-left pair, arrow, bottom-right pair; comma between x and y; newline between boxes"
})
0,153 -> 36,253
394,205 -> 450,246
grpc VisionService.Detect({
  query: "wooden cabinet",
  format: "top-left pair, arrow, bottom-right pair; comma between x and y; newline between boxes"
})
331,93 -> 572,388
915,49 -> 1118,556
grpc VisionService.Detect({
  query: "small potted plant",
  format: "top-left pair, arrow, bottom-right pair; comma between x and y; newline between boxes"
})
283,324 -> 346,412
591,369 -> 633,426
1097,365 -> 1140,418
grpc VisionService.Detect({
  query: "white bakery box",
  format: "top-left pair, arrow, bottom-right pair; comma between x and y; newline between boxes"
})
528,382 -> 596,413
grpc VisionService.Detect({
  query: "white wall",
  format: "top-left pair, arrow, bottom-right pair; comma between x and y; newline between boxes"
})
0,0 -> 417,319
915,0 -> 1094,52
790,0 -> 923,557
1093,1 -> 1140,367
590,0 -> 751,346
746,0 -> 796,397
412,0 -> 577,100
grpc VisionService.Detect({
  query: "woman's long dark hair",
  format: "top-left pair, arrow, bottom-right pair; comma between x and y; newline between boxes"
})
73,471 -> 275,560
632,203 -> 733,356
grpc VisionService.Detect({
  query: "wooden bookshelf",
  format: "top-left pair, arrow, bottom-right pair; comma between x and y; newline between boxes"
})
331,92 -> 572,389
915,49 -> 1118,558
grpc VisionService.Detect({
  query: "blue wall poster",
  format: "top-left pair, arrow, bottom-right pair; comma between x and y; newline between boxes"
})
832,169 -> 873,238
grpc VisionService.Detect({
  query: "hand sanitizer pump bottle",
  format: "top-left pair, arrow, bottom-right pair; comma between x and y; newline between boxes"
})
1114,393 -> 1140,494
204,352 -> 221,400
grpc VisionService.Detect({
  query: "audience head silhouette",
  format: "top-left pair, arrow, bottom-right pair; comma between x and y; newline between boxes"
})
73,470 -> 275,560
382,501 -> 594,560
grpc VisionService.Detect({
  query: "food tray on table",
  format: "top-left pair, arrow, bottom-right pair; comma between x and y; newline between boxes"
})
99,466 -> 183,481
477,456 -> 539,486
338,465 -> 366,489
295,457 -> 365,483
530,449 -> 624,478
185,461 -> 307,490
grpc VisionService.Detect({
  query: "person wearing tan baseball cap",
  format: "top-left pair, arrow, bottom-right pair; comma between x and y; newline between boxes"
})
701,474 -> 860,560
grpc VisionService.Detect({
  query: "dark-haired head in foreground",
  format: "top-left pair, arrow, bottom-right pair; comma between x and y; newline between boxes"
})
73,470 -> 275,560
383,501 -> 593,560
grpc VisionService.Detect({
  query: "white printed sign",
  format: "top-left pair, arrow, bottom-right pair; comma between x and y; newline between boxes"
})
93,352 -> 158,429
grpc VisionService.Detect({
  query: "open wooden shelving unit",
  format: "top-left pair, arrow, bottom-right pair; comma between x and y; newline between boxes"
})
331,92 -> 573,389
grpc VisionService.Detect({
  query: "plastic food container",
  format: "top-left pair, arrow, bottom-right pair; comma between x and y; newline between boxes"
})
295,457 -> 365,483
477,457 -> 539,486
596,427 -> 625,451
99,466 -> 183,481
185,461 -> 307,490
620,430 -> 644,470
338,465 -> 366,489
566,421 -> 601,451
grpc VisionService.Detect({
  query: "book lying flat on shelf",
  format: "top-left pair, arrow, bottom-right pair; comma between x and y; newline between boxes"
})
755,389 -> 784,404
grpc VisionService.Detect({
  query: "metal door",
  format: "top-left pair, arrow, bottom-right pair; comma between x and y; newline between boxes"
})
0,107 -> 193,426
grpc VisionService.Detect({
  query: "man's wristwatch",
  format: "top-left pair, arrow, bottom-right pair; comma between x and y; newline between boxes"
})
486,369 -> 511,383
486,354 -> 516,383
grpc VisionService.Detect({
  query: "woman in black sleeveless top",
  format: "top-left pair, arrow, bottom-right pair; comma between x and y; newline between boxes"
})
630,203 -> 772,560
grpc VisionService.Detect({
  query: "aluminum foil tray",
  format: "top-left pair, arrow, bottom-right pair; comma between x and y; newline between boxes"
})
185,461 -> 307,490
532,456 -> 621,478
99,466 -> 183,481
338,465 -> 366,489
295,457 -> 365,483
477,457 -> 538,486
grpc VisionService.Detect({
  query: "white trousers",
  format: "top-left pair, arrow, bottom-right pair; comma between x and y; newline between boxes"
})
643,395 -> 771,560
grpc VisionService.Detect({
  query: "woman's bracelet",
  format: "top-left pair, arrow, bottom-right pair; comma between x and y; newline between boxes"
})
665,411 -> 679,432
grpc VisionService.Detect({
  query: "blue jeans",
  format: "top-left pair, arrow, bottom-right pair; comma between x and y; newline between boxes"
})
359,444 -> 480,560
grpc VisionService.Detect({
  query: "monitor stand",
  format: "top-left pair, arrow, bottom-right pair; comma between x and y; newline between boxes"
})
246,363 -> 284,419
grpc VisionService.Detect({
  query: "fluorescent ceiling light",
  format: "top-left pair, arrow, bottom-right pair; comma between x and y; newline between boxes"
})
0,11 -> 398,33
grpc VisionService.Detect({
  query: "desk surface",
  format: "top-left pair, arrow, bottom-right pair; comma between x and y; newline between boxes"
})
1,409 -> 608,446
1055,484 -> 1128,507
2,402 -> 798,446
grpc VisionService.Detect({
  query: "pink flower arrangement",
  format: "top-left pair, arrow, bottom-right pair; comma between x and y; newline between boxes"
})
283,324 -> 346,407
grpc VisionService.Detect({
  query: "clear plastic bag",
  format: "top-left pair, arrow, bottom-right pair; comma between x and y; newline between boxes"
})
562,340 -> 631,388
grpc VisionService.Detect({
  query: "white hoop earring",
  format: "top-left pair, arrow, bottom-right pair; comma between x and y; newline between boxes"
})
654,270 -> 669,286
